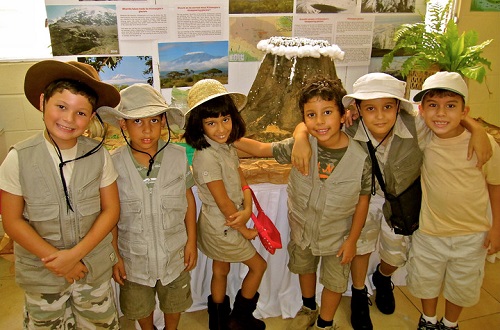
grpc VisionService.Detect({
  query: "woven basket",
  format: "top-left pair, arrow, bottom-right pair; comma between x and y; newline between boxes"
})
405,68 -> 440,98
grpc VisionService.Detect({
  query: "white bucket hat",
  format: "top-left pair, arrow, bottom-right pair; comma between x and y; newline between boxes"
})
97,83 -> 185,128
413,71 -> 468,103
186,79 -> 247,115
342,73 -> 414,112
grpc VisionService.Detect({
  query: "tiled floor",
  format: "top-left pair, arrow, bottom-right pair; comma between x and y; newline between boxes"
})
1,252 -> 499,330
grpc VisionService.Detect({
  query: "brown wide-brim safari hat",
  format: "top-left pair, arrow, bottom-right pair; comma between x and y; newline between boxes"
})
24,60 -> 121,111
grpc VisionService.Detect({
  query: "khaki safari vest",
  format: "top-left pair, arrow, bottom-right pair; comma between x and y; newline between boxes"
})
112,144 -> 189,287
15,132 -> 116,293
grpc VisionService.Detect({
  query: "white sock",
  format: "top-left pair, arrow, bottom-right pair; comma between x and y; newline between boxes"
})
442,317 -> 458,328
422,314 -> 438,324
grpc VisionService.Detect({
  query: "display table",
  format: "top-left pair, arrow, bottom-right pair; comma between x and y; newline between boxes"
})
115,182 -> 407,328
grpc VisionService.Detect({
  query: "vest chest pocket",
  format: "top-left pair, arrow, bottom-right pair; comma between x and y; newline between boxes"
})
392,150 -> 422,195
323,179 -> 359,220
118,201 -> 143,234
77,196 -> 101,238
25,203 -> 61,242
288,170 -> 311,210
161,196 -> 187,230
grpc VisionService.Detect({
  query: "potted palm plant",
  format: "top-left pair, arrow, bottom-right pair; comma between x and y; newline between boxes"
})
381,0 -> 493,84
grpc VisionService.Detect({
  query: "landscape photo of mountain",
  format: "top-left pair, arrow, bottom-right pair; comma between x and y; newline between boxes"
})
46,5 -> 119,56
158,41 -> 229,89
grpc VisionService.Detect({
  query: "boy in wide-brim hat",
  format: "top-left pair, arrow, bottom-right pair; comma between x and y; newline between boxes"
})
0,60 -> 121,329
98,83 -> 198,330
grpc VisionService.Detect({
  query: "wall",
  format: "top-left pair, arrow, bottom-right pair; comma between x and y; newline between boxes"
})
0,62 -> 45,163
457,0 -> 500,125
1,1 -> 499,163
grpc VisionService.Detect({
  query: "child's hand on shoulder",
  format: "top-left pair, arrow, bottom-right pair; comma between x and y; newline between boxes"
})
112,255 -> 127,285
344,108 -> 358,128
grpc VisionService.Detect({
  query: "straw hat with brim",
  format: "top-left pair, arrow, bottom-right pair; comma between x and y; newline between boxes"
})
97,83 -> 185,128
342,72 -> 414,112
186,79 -> 247,115
24,60 -> 120,111
413,71 -> 468,103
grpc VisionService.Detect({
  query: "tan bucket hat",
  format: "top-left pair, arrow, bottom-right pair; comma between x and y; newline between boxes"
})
186,79 -> 247,114
342,73 -> 414,112
24,60 -> 120,110
97,83 -> 185,128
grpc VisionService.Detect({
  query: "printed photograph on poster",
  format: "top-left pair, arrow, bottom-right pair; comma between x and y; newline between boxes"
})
159,41 -> 228,89
46,5 -> 119,56
296,0 -> 357,14
77,56 -> 153,90
229,0 -> 293,14
229,16 -> 292,62
471,0 -> 500,11
362,0 -> 416,13
371,15 -> 420,57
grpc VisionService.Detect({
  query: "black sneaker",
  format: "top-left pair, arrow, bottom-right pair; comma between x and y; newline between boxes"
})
438,319 -> 459,330
417,315 -> 440,330
350,286 -> 373,330
372,264 -> 395,314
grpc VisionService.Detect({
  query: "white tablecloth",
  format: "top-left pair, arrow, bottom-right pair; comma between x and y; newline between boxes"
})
115,182 -> 407,327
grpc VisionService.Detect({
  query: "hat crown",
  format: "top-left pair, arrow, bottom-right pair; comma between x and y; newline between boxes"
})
352,73 -> 406,99
188,79 -> 227,110
118,83 -> 167,113
422,72 -> 468,99
413,71 -> 468,102
186,79 -> 247,113
66,61 -> 100,81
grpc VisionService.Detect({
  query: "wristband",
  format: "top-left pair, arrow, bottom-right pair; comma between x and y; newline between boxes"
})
242,185 -> 251,191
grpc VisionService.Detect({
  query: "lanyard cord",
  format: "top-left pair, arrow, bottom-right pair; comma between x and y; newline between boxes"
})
356,101 -> 399,195
46,113 -> 107,213
120,115 -> 171,177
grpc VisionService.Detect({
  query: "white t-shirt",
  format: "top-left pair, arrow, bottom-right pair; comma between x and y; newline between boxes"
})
420,130 -> 500,236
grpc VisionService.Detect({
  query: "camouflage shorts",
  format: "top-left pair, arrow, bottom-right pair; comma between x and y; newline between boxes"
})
23,280 -> 119,330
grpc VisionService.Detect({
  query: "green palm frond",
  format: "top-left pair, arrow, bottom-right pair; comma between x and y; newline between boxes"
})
381,0 -> 492,84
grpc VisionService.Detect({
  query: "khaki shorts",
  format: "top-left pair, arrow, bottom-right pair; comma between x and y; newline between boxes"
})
357,193 -> 411,268
407,230 -> 487,307
120,271 -> 192,320
287,241 -> 350,293
24,280 -> 118,330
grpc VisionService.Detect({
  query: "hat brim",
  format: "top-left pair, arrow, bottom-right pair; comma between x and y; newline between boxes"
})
343,92 -> 414,112
24,60 -> 120,111
412,87 -> 466,102
186,91 -> 247,116
97,105 -> 185,129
